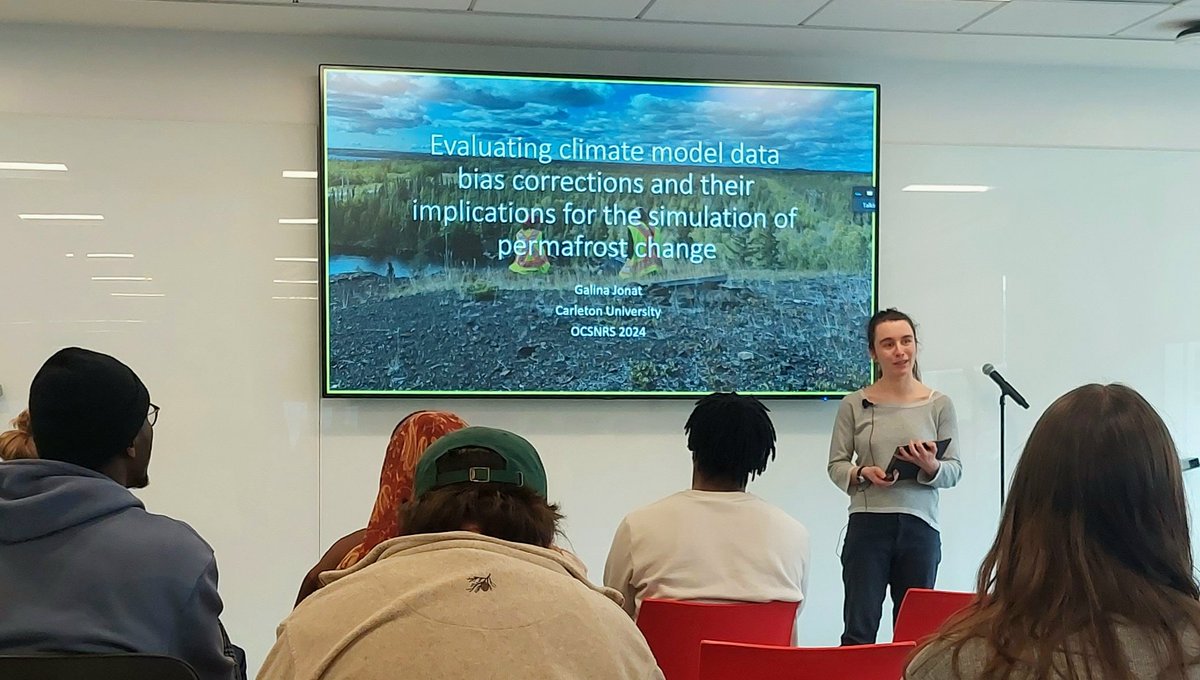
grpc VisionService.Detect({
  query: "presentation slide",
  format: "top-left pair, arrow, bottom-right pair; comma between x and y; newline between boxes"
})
321,66 -> 878,397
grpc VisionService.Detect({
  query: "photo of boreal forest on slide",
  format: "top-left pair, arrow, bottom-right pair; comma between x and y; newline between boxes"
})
322,68 -> 878,396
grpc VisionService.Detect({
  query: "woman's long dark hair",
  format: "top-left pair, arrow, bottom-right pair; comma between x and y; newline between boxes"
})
912,384 -> 1200,679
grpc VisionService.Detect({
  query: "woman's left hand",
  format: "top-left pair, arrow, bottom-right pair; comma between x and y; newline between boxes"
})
895,440 -> 940,476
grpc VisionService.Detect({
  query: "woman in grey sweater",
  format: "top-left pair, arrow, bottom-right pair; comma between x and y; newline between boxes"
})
827,308 -> 962,645
906,384 -> 1200,679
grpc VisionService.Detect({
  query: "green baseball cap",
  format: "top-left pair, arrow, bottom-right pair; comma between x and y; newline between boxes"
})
413,426 -> 548,498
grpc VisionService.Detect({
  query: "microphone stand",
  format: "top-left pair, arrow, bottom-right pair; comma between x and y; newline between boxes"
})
1000,393 -> 1007,508
984,365 -> 1027,510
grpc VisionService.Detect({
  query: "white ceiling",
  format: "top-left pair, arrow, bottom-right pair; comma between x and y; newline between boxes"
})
2,0 -> 1199,68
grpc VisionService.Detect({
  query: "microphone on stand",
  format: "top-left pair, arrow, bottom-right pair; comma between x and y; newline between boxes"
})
983,362 -> 1029,508
982,364 -> 1029,409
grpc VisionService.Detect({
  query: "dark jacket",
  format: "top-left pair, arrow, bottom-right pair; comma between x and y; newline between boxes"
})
0,459 -> 241,680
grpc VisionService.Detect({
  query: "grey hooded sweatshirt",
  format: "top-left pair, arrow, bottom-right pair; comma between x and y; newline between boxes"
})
0,458 -> 241,680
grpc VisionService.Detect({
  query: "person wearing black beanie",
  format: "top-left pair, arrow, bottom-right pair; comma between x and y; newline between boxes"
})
0,348 -> 245,680
28,347 -> 154,487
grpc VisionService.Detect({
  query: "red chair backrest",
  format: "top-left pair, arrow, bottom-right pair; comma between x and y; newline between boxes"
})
698,640 -> 916,680
636,599 -> 799,680
892,588 -> 975,643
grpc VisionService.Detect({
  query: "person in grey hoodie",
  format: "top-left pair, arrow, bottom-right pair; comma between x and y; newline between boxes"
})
0,347 -> 243,680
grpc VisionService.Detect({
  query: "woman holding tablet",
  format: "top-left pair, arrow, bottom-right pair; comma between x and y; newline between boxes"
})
828,308 -> 963,646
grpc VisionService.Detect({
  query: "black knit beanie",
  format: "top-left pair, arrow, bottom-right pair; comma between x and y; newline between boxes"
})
28,347 -> 151,470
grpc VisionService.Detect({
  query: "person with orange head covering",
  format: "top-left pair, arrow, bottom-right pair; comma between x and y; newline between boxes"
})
294,411 -> 468,606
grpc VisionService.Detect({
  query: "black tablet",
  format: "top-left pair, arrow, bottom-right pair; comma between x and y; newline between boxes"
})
885,438 -> 951,481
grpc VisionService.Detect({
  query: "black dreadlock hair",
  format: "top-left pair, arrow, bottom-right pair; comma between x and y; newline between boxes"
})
684,392 -> 777,488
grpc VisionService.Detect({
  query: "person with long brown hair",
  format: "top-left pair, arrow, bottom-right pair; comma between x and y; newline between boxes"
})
828,308 -> 963,645
0,410 -> 37,461
293,410 -> 467,605
906,384 -> 1200,679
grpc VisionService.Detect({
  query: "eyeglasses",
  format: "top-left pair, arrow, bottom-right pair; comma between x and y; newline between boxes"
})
147,403 -> 160,427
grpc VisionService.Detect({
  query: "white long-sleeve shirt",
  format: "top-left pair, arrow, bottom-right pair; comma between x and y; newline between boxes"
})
603,490 -> 810,621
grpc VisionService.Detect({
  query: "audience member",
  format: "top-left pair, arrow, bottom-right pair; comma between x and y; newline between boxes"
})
260,426 -> 663,680
0,348 -> 244,680
603,392 -> 810,625
294,410 -> 468,605
906,384 -> 1200,679
0,409 -> 36,460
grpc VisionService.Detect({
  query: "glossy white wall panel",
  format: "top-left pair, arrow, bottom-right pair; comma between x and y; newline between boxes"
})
1,23 -> 1199,672
0,114 -> 323,665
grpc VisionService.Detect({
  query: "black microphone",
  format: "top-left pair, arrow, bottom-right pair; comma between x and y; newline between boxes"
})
982,363 -> 1029,409
862,398 -> 874,409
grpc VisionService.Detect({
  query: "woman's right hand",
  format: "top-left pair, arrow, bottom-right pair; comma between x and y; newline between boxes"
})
859,466 -> 896,487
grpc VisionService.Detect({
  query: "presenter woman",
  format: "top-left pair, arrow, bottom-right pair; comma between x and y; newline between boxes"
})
828,308 -> 962,645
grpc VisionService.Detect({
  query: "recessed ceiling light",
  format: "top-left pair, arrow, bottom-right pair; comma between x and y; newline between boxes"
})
110,292 -> 165,298
92,276 -> 152,281
273,279 -> 318,284
65,253 -> 75,258
278,218 -> 318,225
19,213 -> 104,221
272,296 -> 319,301
0,162 -> 68,172
901,185 -> 990,193
274,257 -> 318,263
282,170 -> 318,179
86,253 -> 134,258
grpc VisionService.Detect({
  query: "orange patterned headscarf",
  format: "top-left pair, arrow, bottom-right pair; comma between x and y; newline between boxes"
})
337,410 -> 468,569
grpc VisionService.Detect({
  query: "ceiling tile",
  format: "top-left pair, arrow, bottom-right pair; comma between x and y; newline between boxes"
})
1017,0 -> 1172,3
964,0 -> 1171,36
642,0 -> 829,25
473,0 -> 650,19
1115,0 -> 1200,38
805,0 -> 1002,31
311,0 -> 472,10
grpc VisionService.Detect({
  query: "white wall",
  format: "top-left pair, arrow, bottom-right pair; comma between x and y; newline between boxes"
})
2,23 -> 1199,673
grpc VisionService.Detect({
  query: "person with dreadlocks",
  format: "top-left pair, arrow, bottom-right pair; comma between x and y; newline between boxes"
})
603,392 -> 810,625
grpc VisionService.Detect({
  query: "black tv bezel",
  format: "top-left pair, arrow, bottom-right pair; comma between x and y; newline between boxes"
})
318,64 -> 881,400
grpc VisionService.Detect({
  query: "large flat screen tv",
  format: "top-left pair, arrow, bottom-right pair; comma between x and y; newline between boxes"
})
321,65 -> 878,398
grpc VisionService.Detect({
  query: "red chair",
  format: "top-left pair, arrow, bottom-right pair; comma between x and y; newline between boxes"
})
698,640 -> 916,680
893,588 -> 976,643
636,599 -> 799,680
